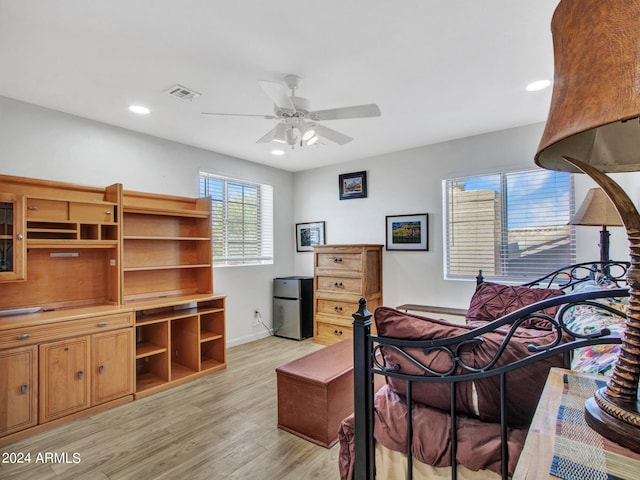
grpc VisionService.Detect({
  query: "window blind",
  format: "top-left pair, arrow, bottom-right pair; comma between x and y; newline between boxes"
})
444,168 -> 575,282
199,171 -> 273,266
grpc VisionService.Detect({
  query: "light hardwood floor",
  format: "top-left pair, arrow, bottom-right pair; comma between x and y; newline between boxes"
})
0,336 -> 343,480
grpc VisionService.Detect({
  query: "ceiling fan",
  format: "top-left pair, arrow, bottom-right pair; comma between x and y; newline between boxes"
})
202,74 -> 381,148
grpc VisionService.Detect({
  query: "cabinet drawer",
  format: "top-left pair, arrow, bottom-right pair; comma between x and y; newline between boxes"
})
316,299 -> 358,319
0,312 -> 133,350
315,321 -> 352,345
316,276 -> 362,296
26,199 -> 68,220
70,202 -> 116,223
316,253 -> 362,272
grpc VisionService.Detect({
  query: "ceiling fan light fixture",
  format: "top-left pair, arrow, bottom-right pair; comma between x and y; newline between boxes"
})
298,121 -> 316,142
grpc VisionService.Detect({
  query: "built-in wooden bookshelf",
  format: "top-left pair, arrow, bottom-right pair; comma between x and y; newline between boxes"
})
0,175 -> 226,445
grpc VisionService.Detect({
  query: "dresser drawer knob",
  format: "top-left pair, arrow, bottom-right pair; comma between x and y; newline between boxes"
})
21,384 -> 28,394
78,371 -> 84,380
98,321 -> 108,327
334,306 -> 343,312
27,205 -> 38,211
17,333 -> 31,340
99,365 -> 105,374
333,257 -> 343,263
333,282 -> 343,288
334,329 -> 343,336
105,211 -> 113,215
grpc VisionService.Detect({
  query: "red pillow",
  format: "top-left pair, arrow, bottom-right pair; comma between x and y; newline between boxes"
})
375,306 -> 564,426
465,282 -> 564,329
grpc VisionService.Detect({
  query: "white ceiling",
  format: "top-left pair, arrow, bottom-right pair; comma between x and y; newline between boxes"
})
0,0 -> 560,172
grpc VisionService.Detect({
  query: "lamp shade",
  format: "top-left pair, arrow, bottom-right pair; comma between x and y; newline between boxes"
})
534,0 -> 640,174
571,188 -> 623,227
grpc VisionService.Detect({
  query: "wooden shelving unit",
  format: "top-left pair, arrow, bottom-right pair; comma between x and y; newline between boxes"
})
123,189 -> 225,399
133,296 -> 226,398
0,174 -> 226,444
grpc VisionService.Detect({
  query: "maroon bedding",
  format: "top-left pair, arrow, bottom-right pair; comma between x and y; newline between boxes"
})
338,384 -> 527,480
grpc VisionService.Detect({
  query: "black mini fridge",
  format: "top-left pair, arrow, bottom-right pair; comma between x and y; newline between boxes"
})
273,276 -> 313,340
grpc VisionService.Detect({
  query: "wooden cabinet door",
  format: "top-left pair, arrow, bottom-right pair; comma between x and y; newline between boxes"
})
0,345 -> 37,436
0,193 -> 25,282
92,329 -> 133,405
39,337 -> 90,423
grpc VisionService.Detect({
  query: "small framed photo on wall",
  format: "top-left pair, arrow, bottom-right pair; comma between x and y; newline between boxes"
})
339,171 -> 367,200
296,221 -> 326,252
386,213 -> 429,251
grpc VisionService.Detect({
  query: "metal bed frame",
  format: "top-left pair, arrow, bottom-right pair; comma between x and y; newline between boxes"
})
351,261 -> 630,480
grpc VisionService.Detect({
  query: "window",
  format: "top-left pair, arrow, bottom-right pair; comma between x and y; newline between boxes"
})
444,169 -> 575,282
199,171 -> 273,266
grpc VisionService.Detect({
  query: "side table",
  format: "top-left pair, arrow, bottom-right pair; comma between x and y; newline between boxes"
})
513,367 -> 640,479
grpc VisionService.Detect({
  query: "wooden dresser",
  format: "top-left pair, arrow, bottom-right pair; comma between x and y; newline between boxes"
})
313,244 -> 382,345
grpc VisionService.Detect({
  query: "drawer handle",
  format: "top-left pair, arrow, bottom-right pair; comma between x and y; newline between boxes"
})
105,211 -> 113,215
17,233 -> 24,240
98,321 -> 108,327
333,257 -> 343,263
99,365 -> 105,374
334,329 -> 343,336
333,282 -> 343,288
27,206 -> 38,211
17,333 -> 31,340
21,384 -> 28,394
334,306 -> 343,312
78,371 -> 84,380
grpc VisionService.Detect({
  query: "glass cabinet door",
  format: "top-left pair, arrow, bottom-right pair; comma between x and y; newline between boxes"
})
0,194 -> 25,281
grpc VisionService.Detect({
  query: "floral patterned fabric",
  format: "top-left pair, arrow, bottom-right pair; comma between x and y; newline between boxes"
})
563,279 -> 628,376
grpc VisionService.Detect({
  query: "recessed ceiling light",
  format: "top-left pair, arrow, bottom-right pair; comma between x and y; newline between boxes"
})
526,79 -> 552,92
128,105 -> 150,115
271,149 -> 285,156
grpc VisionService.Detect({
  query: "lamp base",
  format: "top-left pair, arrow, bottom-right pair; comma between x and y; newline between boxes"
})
584,388 -> 640,453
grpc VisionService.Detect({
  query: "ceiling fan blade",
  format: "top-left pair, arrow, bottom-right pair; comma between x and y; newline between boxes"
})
258,80 -> 296,111
311,124 -> 353,145
310,103 -> 381,121
201,112 -> 277,119
256,125 -> 281,144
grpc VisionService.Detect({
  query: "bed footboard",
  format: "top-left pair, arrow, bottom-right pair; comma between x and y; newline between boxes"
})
351,286 -> 629,480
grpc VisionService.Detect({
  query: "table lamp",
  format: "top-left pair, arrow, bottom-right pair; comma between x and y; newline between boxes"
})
535,0 -> 640,451
571,188 -> 623,264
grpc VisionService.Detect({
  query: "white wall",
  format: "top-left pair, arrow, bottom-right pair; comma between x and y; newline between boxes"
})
0,96 -> 294,346
4,96 -> 638,343
293,123 -> 637,312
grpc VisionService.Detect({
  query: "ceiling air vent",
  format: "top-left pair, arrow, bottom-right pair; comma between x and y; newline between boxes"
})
165,84 -> 201,102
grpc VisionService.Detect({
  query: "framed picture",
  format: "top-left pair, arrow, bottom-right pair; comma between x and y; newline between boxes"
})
339,171 -> 367,200
386,213 -> 429,251
296,221 -> 326,252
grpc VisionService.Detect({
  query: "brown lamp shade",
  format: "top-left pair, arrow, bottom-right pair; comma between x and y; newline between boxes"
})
534,0 -> 640,174
571,188 -> 623,227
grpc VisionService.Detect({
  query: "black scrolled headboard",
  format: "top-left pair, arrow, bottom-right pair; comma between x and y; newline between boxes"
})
351,261 -> 630,480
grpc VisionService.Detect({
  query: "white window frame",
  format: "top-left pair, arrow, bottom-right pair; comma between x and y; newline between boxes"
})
199,171 -> 273,267
443,168 -> 575,282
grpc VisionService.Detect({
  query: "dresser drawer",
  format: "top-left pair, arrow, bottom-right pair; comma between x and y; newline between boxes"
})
316,276 -> 362,296
69,202 -> 116,223
315,320 -> 352,345
317,299 -> 358,319
316,252 -> 362,272
0,312 -> 133,350
26,198 -> 68,220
